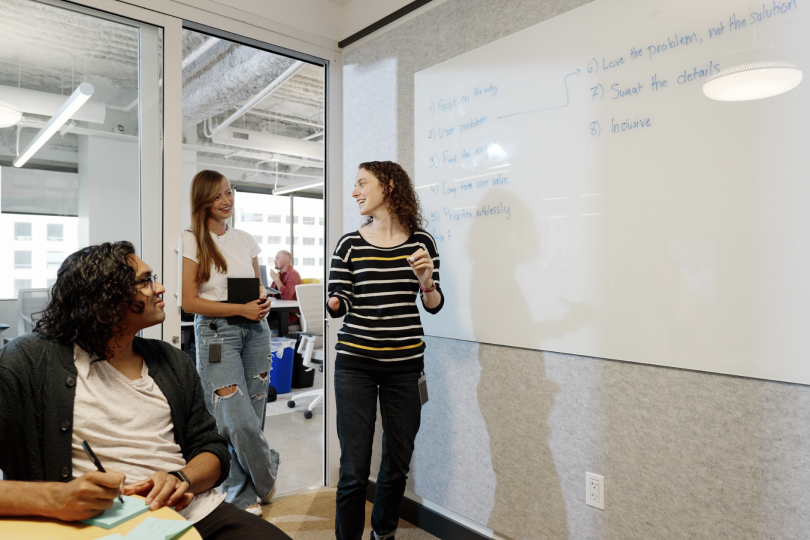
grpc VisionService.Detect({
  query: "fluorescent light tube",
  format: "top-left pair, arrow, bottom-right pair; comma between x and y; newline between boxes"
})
14,82 -> 94,167
272,179 -> 324,195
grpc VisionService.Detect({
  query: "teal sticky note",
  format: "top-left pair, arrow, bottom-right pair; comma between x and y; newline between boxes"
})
81,495 -> 149,529
123,517 -> 193,540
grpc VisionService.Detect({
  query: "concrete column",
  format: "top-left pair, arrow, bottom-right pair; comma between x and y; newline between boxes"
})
78,136 -> 139,249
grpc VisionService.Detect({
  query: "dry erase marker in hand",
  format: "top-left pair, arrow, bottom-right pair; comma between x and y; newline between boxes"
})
81,440 -> 124,503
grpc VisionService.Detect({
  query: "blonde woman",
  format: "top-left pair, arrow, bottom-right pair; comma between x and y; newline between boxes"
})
182,170 -> 278,516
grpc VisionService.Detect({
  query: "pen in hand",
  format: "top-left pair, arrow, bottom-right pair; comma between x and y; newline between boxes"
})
81,439 -> 124,504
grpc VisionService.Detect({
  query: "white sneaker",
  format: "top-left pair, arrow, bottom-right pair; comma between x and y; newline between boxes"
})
244,503 -> 263,516
259,484 -> 277,505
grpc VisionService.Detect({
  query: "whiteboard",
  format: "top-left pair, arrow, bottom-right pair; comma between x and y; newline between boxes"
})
414,0 -> 810,384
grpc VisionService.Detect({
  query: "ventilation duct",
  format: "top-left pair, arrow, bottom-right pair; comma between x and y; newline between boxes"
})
0,85 -> 106,124
211,127 -> 323,161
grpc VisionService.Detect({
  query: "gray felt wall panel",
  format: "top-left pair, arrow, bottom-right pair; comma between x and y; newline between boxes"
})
342,1 -> 810,538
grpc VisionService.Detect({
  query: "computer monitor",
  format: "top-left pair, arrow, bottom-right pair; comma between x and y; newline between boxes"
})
259,265 -> 269,288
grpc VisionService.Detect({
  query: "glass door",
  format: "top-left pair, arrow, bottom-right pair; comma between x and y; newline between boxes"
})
0,0 -> 164,339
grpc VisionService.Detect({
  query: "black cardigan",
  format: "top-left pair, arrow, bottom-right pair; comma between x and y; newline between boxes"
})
0,334 -> 230,486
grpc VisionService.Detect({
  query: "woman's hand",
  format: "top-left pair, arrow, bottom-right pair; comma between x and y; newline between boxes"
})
241,298 -> 272,321
327,297 -> 340,311
408,249 -> 434,287
124,471 -> 194,512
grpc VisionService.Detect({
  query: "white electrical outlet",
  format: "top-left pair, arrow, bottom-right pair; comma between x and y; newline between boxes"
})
586,472 -> 605,510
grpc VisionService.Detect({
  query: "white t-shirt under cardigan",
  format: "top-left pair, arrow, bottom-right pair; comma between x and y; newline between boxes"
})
70,345 -> 226,523
182,228 -> 261,301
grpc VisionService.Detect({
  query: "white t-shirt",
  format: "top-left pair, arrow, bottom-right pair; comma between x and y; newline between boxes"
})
182,228 -> 261,301
71,345 -> 226,522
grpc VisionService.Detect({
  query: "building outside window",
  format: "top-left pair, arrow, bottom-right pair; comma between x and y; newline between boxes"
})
319,238 -> 324,246
293,258 -> 298,266
319,218 -> 324,226
46,278 -> 56,288
319,258 -> 324,266
303,237 -> 315,246
303,258 -> 314,266
286,216 -> 299,224
253,235 -> 263,244
15,251 -> 32,269
241,212 -> 263,222
268,236 -> 281,244
14,279 -> 32,297
15,222 -> 32,241
47,224 -> 63,241
268,215 -> 281,223
47,251 -> 64,269
303,216 -> 315,225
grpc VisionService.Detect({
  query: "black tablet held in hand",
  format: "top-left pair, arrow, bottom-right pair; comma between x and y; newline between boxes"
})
225,277 -> 261,325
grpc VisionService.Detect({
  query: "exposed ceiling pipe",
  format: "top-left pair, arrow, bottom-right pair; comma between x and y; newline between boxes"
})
18,117 -> 137,142
183,143 -> 324,169
208,61 -> 306,139
0,84 -> 105,123
195,160 -> 323,180
212,127 -> 323,161
106,97 -> 138,112
183,37 -> 220,70
248,111 -> 323,129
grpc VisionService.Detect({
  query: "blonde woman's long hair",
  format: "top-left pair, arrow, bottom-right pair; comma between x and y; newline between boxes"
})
190,170 -> 228,284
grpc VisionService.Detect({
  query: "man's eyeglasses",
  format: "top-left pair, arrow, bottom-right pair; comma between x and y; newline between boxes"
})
136,274 -> 159,292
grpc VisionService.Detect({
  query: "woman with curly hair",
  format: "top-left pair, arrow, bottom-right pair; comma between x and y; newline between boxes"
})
181,170 -> 278,516
327,161 -> 444,540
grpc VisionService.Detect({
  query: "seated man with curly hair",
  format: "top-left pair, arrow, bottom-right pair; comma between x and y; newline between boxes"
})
0,241 -> 289,540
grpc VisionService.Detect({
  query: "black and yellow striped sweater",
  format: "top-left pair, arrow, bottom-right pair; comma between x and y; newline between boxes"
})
326,228 -> 444,374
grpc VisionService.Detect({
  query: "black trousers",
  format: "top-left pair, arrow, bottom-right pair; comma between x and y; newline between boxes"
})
194,501 -> 291,540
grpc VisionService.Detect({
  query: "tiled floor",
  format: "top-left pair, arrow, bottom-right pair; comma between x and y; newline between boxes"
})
264,368 -> 324,496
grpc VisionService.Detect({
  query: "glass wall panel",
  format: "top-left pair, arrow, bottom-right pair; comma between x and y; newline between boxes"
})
0,0 -> 163,300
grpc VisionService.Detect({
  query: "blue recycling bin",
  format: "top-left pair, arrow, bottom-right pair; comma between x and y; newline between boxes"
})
269,337 -> 296,394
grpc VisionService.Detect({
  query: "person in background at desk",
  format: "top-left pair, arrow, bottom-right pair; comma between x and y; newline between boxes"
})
267,250 -> 303,328
182,170 -> 280,516
0,241 -> 289,540
327,161 -> 444,540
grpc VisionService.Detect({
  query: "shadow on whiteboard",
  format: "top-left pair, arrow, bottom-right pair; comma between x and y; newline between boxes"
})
470,190 -> 571,537
467,188 -> 599,348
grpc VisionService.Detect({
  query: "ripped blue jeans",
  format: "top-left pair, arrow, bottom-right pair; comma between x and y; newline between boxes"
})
195,315 -> 279,509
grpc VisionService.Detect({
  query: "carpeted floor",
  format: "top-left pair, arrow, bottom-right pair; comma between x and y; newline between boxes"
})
262,487 -> 439,540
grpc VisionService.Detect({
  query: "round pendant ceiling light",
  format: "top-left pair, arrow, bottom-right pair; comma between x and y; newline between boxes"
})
703,61 -> 803,101
0,100 -> 22,128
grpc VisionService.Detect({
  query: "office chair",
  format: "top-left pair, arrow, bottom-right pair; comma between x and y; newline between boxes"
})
17,288 -> 51,336
286,283 -> 324,419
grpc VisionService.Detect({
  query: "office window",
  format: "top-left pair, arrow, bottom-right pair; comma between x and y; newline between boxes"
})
268,236 -> 281,244
242,212 -> 263,222
303,258 -> 314,266
319,218 -> 324,226
14,279 -> 32,297
303,237 -> 315,246
303,216 -> 315,226
47,224 -> 64,241
293,258 -> 299,266
47,251 -> 64,269
14,222 -> 32,241
14,251 -> 32,268
267,214 -> 281,223
285,216 -> 299,224
319,238 -> 324,246
253,235 -> 263,244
